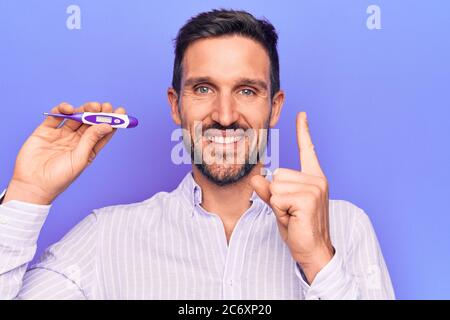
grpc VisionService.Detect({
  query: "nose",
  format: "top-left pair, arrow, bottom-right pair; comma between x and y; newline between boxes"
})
210,92 -> 239,127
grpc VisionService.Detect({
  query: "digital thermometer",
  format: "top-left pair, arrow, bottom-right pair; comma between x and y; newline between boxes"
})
43,112 -> 139,129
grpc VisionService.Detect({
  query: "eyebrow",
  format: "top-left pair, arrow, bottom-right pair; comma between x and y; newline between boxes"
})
183,77 -> 212,88
237,77 -> 268,91
183,76 -> 268,91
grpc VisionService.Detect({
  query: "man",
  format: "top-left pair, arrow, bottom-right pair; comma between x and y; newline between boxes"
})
0,9 -> 394,299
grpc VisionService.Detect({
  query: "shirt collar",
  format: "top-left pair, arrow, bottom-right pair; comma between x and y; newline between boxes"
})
175,171 -> 270,217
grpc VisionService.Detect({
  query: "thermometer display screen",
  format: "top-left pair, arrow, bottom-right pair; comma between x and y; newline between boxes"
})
95,116 -> 112,124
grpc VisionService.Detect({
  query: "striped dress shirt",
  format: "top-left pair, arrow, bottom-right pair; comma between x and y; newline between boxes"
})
0,172 -> 394,300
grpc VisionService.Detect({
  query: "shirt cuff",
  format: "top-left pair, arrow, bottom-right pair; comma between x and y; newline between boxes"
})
0,188 -> 52,246
295,248 -> 358,300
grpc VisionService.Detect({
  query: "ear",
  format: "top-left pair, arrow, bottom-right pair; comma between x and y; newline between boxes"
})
269,90 -> 285,127
167,87 -> 182,125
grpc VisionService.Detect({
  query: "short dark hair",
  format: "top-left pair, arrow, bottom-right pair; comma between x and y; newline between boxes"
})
172,9 -> 280,99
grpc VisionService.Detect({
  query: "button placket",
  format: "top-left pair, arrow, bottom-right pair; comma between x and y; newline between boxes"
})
220,212 -> 252,299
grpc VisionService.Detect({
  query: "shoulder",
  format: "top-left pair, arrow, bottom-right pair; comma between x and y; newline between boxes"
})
90,187 -> 190,228
329,199 -> 367,223
92,191 -> 172,221
328,199 -> 375,245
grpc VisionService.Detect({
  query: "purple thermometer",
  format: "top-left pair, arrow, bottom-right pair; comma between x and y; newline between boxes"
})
43,112 -> 139,129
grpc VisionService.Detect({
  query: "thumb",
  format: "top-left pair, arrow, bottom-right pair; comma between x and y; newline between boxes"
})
250,174 -> 271,204
73,124 -> 113,165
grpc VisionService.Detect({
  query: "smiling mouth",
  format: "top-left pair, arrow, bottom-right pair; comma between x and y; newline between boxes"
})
202,127 -> 247,146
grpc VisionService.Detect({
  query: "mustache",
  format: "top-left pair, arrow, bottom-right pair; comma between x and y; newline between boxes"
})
200,122 -> 250,133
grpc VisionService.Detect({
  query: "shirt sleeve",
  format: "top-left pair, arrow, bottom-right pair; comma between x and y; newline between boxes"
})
295,211 -> 395,300
0,189 -> 99,299
0,190 -> 52,299
17,213 -> 99,300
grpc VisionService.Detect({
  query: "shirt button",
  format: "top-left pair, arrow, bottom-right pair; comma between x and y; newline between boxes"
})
0,216 -> 7,225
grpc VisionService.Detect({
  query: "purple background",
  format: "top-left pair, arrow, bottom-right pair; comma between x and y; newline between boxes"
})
1,0 -> 449,299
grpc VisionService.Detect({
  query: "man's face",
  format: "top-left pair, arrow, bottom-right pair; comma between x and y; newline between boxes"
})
169,35 -> 283,185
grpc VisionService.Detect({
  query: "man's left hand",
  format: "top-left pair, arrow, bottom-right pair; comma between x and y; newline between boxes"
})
251,112 -> 334,284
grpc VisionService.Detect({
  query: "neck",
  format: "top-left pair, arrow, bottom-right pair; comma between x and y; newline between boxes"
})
191,164 -> 263,240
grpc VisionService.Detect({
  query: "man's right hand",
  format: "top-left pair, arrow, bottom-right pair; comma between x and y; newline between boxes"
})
3,102 -> 125,205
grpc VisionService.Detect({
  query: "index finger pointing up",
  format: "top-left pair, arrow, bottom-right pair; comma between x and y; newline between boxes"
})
297,112 -> 325,177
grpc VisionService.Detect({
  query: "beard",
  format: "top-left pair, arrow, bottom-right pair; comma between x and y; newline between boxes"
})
187,121 -> 268,186
195,160 -> 255,186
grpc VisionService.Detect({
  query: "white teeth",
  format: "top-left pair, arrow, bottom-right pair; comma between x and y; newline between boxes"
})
207,135 -> 243,144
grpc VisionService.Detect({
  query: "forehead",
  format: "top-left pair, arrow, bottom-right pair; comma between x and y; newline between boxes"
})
182,35 -> 270,83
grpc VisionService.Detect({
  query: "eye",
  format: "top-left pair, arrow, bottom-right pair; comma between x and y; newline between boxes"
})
195,86 -> 212,94
239,88 -> 255,96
